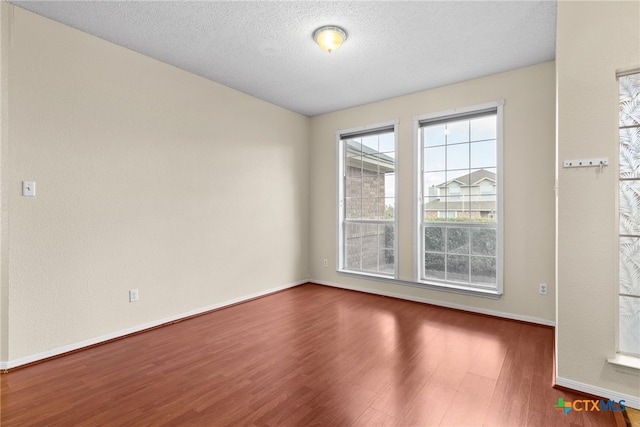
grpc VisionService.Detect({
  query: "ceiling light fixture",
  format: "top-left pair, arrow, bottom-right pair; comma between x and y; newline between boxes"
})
313,26 -> 347,53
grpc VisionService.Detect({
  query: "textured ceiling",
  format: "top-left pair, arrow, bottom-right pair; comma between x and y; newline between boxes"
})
11,1 -> 557,117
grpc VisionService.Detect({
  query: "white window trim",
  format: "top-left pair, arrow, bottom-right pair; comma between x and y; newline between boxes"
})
336,119 -> 399,279
413,100 -> 505,295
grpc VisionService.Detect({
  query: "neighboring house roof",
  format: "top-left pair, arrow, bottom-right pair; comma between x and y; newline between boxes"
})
436,169 -> 496,188
345,140 -> 395,173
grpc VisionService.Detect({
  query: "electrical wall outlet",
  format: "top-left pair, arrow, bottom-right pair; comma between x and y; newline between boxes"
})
22,181 -> 36,197
129,289 -> 139,302
539,283 -> 548,295
323,259 -> 328,267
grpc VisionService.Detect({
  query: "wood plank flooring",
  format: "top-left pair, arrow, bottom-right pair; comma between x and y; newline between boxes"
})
0,283 -> 619,426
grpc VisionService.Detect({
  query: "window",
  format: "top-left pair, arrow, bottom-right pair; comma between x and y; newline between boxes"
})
337,121 -> 397,277
618,71 -> 640,356
449,184 -> 462,199
480,181 -> 495,196
415,101 -> 503,293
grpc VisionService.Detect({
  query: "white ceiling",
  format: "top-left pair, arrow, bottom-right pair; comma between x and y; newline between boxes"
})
11,1 -> 557,117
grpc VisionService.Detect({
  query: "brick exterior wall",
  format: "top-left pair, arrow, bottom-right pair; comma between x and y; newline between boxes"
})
345,166 -> 386,219
345,165 -> 391,271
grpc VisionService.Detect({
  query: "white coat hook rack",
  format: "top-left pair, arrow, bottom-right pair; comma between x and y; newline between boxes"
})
563,158 -> 609,169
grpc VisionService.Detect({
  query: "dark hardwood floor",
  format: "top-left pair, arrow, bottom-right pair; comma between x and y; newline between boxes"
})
0,283 -> 619,426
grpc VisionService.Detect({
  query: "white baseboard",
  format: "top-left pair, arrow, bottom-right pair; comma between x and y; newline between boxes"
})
0,279 -> 307,371
555,377 -> 640,410
312,279 -> 556,327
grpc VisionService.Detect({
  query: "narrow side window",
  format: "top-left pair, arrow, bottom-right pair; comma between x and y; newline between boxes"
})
618,71 -> 640,356
337,122 -> 398,278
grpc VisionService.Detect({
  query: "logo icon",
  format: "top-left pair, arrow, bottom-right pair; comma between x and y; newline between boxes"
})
554,397 -> 572,415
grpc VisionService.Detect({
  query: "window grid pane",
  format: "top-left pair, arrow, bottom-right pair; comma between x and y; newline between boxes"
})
619,72 -> 640,356
423,224 -> 497,286
341,128 -> 396,276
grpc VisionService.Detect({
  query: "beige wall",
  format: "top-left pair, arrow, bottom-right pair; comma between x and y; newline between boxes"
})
556,0 -> 640,401
0,3 -> 9,364
1,6 -> 309,363
309,61 -> 557,323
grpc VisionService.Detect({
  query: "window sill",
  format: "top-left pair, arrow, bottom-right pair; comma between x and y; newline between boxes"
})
338,269 -> 395,281
417,279 -> 502,298
607,354 -> 640,371
337,270 -> 502,299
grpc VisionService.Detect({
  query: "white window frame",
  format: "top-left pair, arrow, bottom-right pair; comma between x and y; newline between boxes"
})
616,69 -> 640,358
413,100 -> 504,295
337,120 -> 399,279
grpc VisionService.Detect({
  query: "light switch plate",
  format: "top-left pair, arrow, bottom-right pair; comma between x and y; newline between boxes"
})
22,181 -> 36,197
